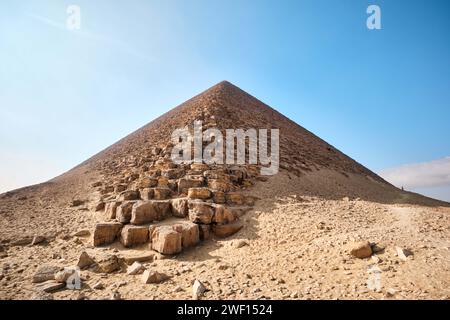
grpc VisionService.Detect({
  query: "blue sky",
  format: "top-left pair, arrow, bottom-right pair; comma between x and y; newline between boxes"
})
1,0 -> 449,200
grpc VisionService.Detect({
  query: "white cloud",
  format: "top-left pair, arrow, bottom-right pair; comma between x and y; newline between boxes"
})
379,157 -> 450,189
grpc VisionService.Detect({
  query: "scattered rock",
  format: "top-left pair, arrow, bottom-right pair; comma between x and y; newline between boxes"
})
35,280 -> 65,293
110,291 -> 122,300
234,239 -> 249,248
33,265 -> 60,283
73,230 -> 91,237
120,252 -> 155,265
349,241 -> 373,259
396,247 -> 413,261
55,269 -> 77,283
71,199 -> 85,207
192,279 -> 206,300
141,270 -> 170,284
386,288 -> 397,297
77,251 -> 95,269
31,236 -> 46,245
127,262 -> 145,275
95,253 -> 120,273
93,282 -> 104,290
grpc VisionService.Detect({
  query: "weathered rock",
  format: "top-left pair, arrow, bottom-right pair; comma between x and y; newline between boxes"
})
116,201 -> 136,224
93,222 -> 123,246
208,179 -> 232,192
141,270 -> 170,284
94,201 -> 105,212
73,230 -> 91,237
117,190 -> 140,201
11,237 -> 33,246
127,262 -> 145,275
199,225 -> 211,241
172,222 -> 200,248
93,282 -> 104,290
131,200 -> 171,225
120,225 -> 149,248
213,191 -> 226,204
157,177 -> 170,187
213,205 -> 236,224
151,226 -> 182,255
120,252 -> 155,265
104,202 -> 120,220
162,169 -> 185,179
35,280 -> 65,293
31,236 -> 46,245
191,163 -> 209,171
350,241 -> 373,259
226,192 -> 245,205
71,199 -> 85,207
234,239 -> 249,248
171,198 -> 189,218
153,187 -> 172,200
138,177 -> 158,189
396,247 -> 412,261
187,188 -> 212,200
33,265 -> 60,283
139,188 -> 154,201
178,177 -> 204,194
95,253 -> 120,273
188,201 -> 215,224
55,269 -> 77,283
114,184 -> 127,193
212,221 -> 243,238
192,279 -> 206,299
77,251 -> 95,269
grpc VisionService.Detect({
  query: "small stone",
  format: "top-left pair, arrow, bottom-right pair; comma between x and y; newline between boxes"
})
141,270 -> 170,284
110,291 -> 122,300
396,247 -> 412,261
349,241 -> 372,259
73,230 -> 90,237
386,288 -> 397,297
77,251 -> 95,269
93,282 -> 104,290
31,236 -> 46,245
55,269 -> 76,283
32,265 -> 60,283
127,262 -> 145,275
35,280 -> 65,293
192,279 -> 206,300
234,240 -> 249,249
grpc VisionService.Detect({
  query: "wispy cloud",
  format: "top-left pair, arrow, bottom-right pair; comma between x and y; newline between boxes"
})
26,12 -> 153,62
379,157 -> 450,189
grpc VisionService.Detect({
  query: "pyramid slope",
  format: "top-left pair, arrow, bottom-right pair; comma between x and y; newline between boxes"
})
77,81 -> 387,184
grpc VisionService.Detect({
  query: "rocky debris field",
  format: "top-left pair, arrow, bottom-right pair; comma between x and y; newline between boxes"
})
1,173 -> 449,300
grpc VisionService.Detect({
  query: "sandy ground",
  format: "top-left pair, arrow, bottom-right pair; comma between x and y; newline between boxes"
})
1,171 -> 449,300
